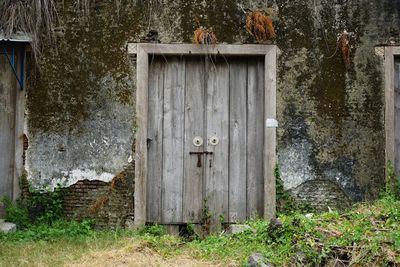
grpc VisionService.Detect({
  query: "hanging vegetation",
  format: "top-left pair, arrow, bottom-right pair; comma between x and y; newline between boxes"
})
0,0 -> 58,65
326,30 -> 351,65
246,10 -> 276,43
338,31 -> 351,65
193,26 -> 217,45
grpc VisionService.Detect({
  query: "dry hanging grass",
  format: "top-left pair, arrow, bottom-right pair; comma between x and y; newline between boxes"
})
0,0 -> 58,65
193,26 -> 217,45
338,31 -> 351,64
326,30 -> 351,64
246,10 -> 276,43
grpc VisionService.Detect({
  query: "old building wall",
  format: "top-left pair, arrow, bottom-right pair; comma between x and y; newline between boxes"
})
24,0 -> 400,225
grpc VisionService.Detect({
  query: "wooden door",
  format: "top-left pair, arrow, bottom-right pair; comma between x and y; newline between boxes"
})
0,56 -> 17,201
146,55 -> 265,225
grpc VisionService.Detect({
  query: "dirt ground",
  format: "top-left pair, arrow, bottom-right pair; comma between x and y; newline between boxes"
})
66,241 -> 226,267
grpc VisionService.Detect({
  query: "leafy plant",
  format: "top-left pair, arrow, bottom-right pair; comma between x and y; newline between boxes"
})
275,164 -> 296,214
0,196 -> 30,229
0,219 -> 94,242
139,224 -> 166,236
1,183 -> 65,228
385,161 -> 400,198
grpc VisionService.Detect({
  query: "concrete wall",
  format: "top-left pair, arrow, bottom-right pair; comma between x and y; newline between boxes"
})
24,0 -> 400,225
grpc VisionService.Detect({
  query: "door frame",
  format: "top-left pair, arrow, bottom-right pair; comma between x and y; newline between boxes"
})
128,43 -> 277,227
384,46 -> 400,174
0,43 -> 26,203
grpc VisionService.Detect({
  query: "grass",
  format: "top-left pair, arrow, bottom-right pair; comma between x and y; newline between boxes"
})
1,196 -> 400,266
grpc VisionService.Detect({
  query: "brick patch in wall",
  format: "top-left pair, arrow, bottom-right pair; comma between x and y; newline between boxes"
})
63,170 -> 134,228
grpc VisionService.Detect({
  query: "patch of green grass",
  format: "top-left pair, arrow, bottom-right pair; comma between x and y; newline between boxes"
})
1,197 -> 400,266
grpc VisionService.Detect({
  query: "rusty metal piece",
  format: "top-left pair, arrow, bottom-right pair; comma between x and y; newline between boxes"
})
189,151 -> 213,168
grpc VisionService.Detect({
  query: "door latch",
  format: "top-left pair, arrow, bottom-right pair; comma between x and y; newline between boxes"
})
189,151 -> 213,168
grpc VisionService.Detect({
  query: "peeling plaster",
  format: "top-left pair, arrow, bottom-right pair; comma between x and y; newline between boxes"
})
279,140 -> 316,190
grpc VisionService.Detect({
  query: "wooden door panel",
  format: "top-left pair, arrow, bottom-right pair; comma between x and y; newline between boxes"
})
247,58 -> 265,218
228,59 -> 248,222
205,58 -> 230,230
161,57 -> 186,223
0,56 -> 16,200
147,55 -> 266,225
183,57 -> 206,222
395,61 -> 400,175
147,57 -> 165,222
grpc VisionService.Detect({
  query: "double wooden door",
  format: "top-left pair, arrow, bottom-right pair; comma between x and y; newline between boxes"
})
146,55 -> 265,225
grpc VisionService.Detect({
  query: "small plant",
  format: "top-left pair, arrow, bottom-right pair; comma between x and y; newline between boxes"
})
246,10 -> 276,43
29,184 -> 65,225
275,164 -> 296,214
385,161 -> 400,198
0,196 -> 30,229
193,26 -> 217,45
1,183 -> 66,228
139,224 -> 166,236
219,214 -> 225,225
201,197 -> 212,234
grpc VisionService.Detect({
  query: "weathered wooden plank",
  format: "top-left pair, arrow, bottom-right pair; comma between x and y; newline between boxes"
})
205,57 -> 230,231
165,225 -> 180,235
264,47 -> 277,219
162,57 -> 185,223
228,58 -> 248,222
147,57 -> 165,222
0,56 -> 16,201
134,46 -> 149,227
183,57 -> 205,223
385,47 -> 395,174
395,61 -> 400,175
130,44 -> 274,56
246,58 -> 265,218
13,52 -> 25,200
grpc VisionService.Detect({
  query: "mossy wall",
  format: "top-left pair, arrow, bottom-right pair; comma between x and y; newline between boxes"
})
25,0 -> 400,219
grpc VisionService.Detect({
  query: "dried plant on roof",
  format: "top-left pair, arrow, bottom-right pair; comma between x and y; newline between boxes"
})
193,27 -> 217,45
246,10 -> 276,43
0,0 -> 58,66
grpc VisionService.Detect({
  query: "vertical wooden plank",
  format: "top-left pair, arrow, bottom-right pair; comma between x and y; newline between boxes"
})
147,57 -> 164,222
395,60 -> 400,174
13,50 -> 25,200
0,54 -> 16,203
247,57 -> 265,218
134,46 -> 149,227
162,57 -> 185,224
183,57 -> 205,223
205,57 -> 230,231
228,58 -> 248,222
165,225 -> 180,235
264,47 -> 277,220
385,47 -> 395,175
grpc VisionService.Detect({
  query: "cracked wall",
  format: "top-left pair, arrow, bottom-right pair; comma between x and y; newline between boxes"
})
24,0 -> 400,223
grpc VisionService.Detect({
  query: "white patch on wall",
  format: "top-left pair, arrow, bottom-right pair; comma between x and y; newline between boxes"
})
279,140 -> 316,190
56,169 -> 115,188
